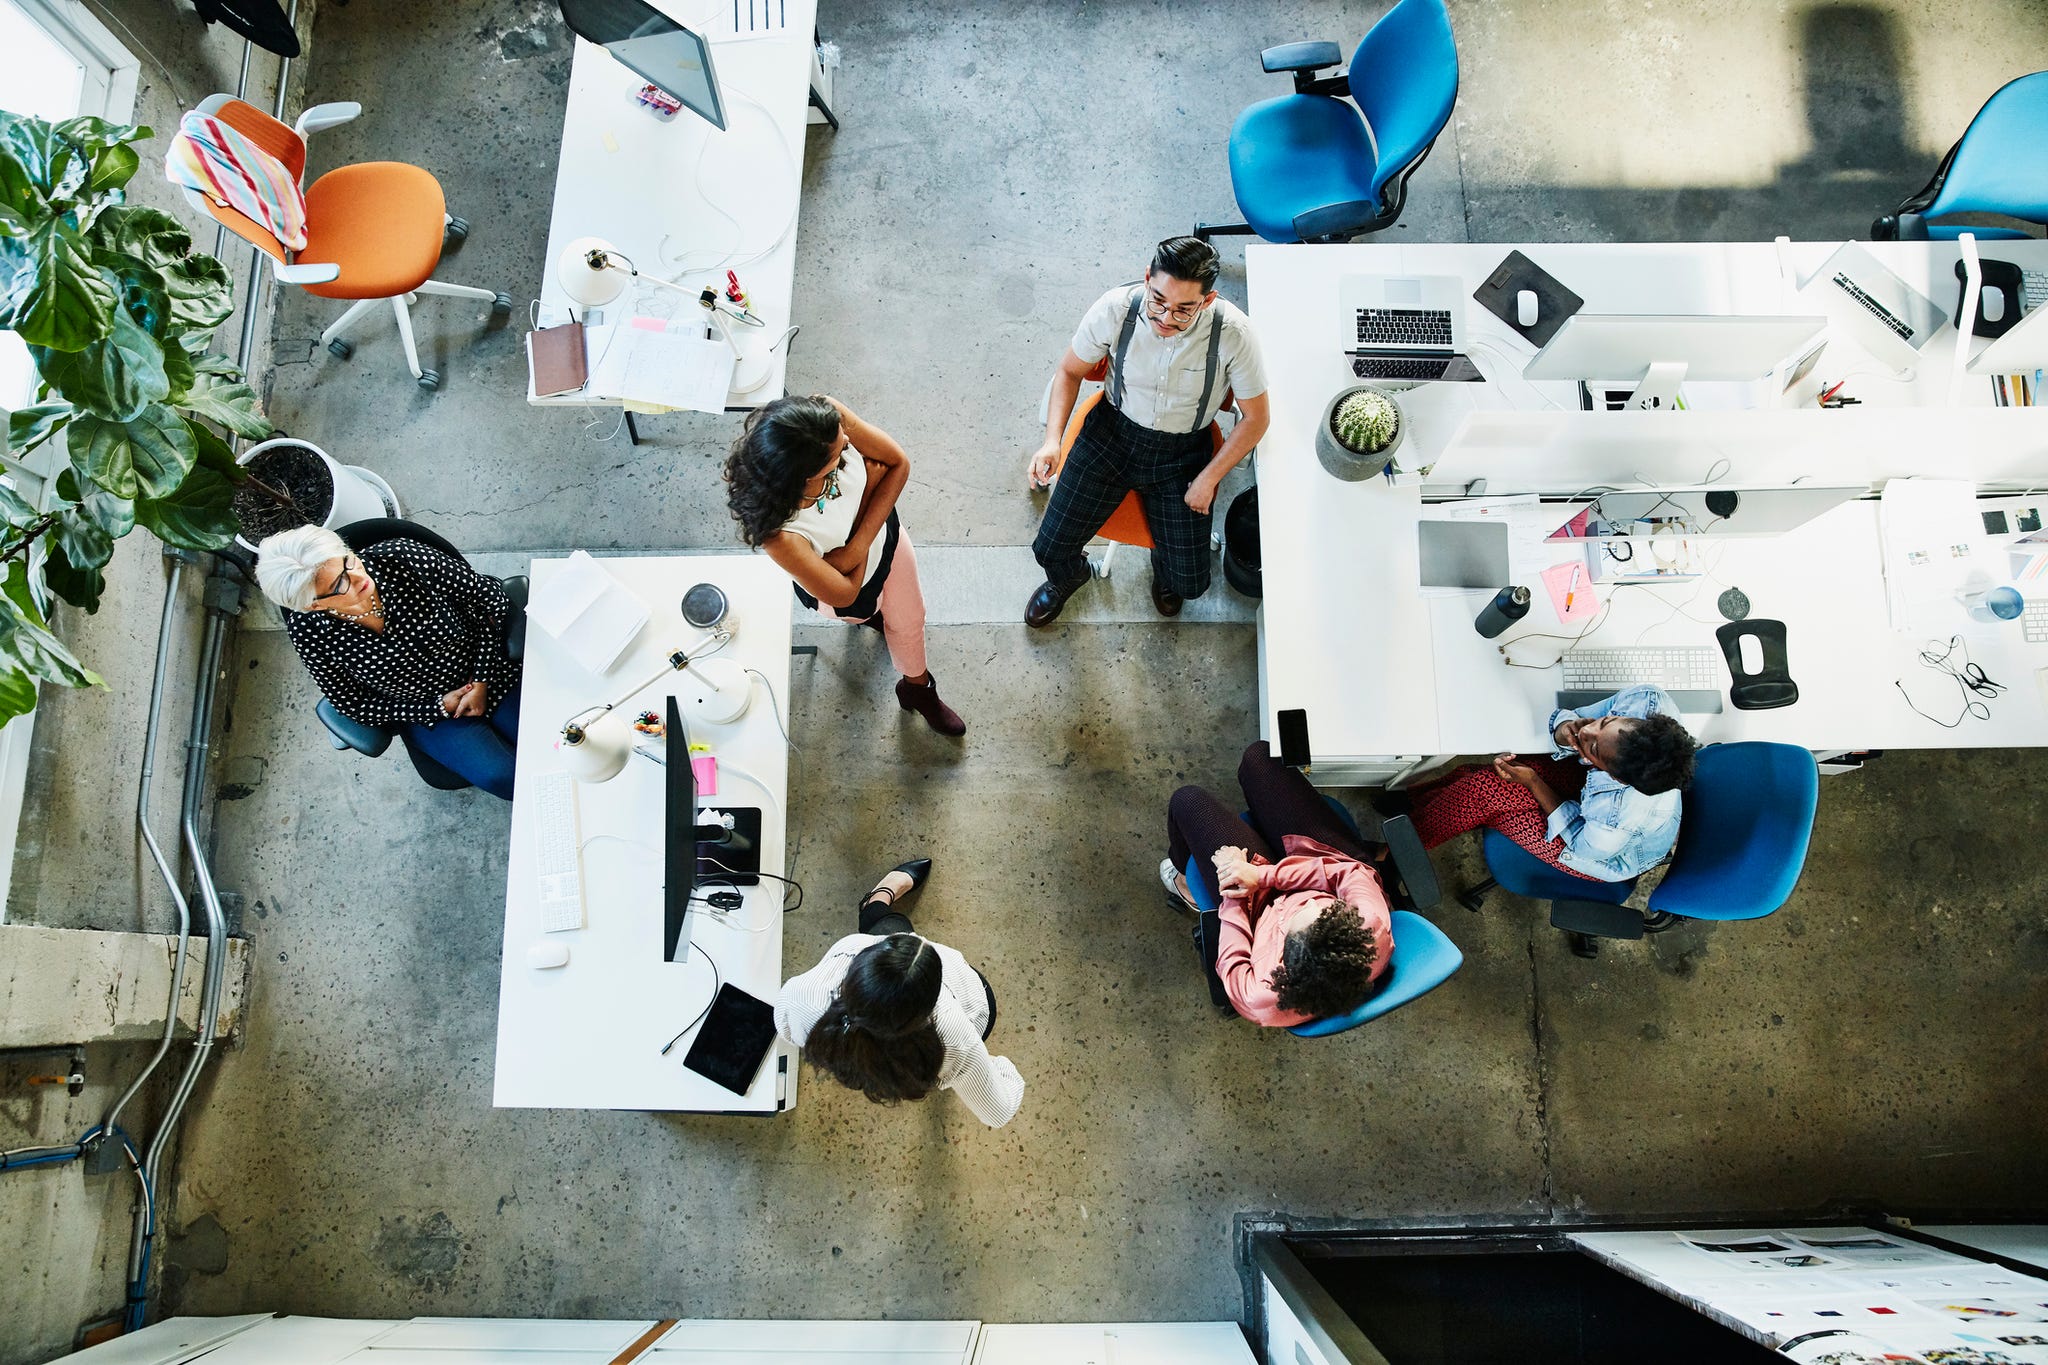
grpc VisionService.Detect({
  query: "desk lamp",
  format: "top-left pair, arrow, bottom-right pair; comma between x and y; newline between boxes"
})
558,633 -> 746,783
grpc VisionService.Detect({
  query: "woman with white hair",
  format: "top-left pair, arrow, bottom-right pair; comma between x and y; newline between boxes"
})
255,525 -> 523,800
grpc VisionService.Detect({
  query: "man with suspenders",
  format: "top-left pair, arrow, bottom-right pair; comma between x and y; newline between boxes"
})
1024,237 -> 1271,625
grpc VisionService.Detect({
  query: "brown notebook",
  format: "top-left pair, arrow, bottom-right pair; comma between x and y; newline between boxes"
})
527,320 -> 587,397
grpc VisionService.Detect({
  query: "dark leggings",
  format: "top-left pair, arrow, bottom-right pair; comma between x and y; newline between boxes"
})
1166,741 -> 1375,1002
854,895 -> 996,1041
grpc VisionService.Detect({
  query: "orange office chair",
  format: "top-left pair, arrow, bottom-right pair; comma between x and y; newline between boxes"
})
176,95 -> 511,391
1041,358 -> 1239,578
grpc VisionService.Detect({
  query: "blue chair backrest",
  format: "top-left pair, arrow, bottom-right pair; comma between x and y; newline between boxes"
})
1479,828 -> 1637,905
1349,0 -> 1459,202
1925,71 -> 2048,225
1649,742 -> 1818,921
1289,909 -> 1462,1036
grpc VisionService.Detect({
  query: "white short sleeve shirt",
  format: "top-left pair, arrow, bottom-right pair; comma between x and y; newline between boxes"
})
1068,285 -> 1267,434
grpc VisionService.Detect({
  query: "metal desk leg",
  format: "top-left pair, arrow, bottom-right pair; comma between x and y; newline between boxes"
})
624,410 -> 640,446
807,84 -> 839,131
791,644 -> 818,657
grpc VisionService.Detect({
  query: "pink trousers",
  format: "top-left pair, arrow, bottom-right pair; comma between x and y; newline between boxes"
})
816,529 -> 930,679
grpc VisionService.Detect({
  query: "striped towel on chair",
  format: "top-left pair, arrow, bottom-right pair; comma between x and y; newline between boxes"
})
165,110 -> 308,251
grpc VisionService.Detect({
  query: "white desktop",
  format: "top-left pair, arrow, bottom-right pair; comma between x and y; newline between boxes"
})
495,552 -> 796,1113
1246,239 -> 2048,785
1524,313 -> 1827,410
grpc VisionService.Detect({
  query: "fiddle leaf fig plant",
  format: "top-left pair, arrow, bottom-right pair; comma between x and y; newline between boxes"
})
0,112 -> 266,725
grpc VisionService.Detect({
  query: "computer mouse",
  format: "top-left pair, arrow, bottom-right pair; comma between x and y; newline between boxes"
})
526,940 -> 570,970
1516,289 -> 1539,327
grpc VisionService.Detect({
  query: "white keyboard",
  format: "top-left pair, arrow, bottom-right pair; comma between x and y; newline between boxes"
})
1562,646 -> 1724,694
535,771 -> 584,932
2025,597 -> 2048,645
2023,270 -> 2047,313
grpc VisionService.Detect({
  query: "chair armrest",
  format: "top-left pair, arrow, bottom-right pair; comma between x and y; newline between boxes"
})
499,575 -> 529,663
1292,200 -> 1385,243
294,101 -> 362,138
1262,40 -> 1342,74
1379,814 -> 1441,910
1549,898 -> 1645,940
273,260 -> 343,285
315,697 -> 394,757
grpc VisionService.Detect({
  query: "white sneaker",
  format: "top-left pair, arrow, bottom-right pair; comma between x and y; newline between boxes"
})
1158,857 -> 1197,914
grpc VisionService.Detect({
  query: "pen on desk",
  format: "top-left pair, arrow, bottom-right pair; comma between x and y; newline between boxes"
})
1564,564 -> 1581,612
633,743 -> 667,767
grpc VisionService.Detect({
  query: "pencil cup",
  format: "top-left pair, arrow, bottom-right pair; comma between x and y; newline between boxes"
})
1960,585 -> 2024,623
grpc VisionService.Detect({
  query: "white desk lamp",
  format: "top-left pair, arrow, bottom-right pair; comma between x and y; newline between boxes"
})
558,633 -> 747,783
555,237 -> 774,394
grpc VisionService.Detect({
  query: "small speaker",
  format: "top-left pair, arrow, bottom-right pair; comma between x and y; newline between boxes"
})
681,582 -> 729,630
1704,490 -> 1740,518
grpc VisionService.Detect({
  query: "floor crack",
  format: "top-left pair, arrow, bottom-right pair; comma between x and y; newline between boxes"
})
1528,936 -> 1556,1220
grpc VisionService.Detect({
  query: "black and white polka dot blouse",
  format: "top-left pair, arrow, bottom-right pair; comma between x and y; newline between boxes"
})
282,538 -> 522,729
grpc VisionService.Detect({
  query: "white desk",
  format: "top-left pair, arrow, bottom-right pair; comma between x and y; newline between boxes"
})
529,0 -> 826,416
494,554 -> 794,1113
1247,241 -> 2048,782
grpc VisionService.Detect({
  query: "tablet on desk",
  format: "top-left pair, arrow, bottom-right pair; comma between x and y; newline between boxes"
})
682,983 -> 777,1095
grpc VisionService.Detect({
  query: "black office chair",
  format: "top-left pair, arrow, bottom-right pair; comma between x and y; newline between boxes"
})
310,518 -> 528,792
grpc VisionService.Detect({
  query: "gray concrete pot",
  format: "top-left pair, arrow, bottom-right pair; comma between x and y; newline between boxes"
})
1315,385 -> 1405,481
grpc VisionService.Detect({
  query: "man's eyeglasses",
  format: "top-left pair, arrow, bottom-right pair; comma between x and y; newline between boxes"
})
314,557 -> 358,602
1144,289 -> 1206,324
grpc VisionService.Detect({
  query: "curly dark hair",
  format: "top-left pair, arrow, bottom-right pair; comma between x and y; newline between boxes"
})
1268,903 -> 1381,1020
801,935 -> 945,1105
1607,713 -> 1698,795
723,394 -> 842,548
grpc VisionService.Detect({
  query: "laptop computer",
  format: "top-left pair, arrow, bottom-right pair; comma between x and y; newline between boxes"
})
1341,274 -> 1484,383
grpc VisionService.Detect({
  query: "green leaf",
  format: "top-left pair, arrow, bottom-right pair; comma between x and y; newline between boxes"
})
0,664 -> 40,728
161,343 -> 194,403
0,560 -> 104,693
0,115 -> 87,203
135,464 -> 238,550
0,218 -> 116,348
0,481 -> 40,527
67,403 -> 196,500
190,422 -> 245,480
45,507 -> 113,611
94,248 -> 172,338
91,206 -> 192,271
31,301 -> 168,420
51,117 -> 143,160
7,402 -> 71,458
176,364 -> 271,439
79,483 -> 134,538
86,141 -> 139,196
159,253 -> 234,335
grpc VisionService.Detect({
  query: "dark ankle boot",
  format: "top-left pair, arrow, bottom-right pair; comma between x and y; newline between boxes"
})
896,673 -> 966,736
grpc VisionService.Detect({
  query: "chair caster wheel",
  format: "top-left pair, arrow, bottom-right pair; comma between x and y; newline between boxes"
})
416,370 -> 441,392
1567,931 -> 1600,959
327,338 -> 354,359
445,215 -> 469,242
492,291 -> 513,316
1456,888 -> 1487,912
1641,910 -> 1680,933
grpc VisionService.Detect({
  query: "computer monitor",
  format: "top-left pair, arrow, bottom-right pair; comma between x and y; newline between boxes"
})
1524,314 -> 1827,410
1968,300 -> 2048,376
558,0 -> 728,131
662,694 -> 696,963
1546,484 -> 1867,541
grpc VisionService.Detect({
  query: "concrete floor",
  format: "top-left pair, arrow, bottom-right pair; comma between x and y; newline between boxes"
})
100,0 -> 2048,1334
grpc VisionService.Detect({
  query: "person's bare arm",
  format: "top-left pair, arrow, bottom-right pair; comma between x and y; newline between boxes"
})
820,397 -> 908,576
1028,348 -> 1094,488
1183,391 -> 1270,516
764,530 -> 861,610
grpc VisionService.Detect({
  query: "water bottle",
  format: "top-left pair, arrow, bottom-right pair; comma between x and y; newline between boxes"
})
1960,585 -> 2024,623
1475,585 -> 1531,638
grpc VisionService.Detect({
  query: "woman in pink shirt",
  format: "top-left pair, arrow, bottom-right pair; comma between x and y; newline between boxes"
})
1161,742 -> 1394,1027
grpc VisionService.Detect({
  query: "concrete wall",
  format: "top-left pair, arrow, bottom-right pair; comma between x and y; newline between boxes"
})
1,2 -> 310,1361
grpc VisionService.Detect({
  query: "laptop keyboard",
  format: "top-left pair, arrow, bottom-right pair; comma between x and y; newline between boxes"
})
1356,307 -> 1454,348
1353,354 -> 1453,382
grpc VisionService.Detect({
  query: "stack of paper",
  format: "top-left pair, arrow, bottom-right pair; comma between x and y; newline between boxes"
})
586,319 -> 736,413
526,551 -> 651,674
1877,478 -> 1987,633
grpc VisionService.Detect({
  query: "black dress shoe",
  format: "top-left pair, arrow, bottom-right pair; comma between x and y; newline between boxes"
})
867,858 -> 933,910
1150,578 -> 1184,617
1025,579 -> 1077,628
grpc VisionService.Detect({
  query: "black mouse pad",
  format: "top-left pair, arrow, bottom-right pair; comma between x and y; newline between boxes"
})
683,983 -> 778,1095
1473,249 -> 1585,348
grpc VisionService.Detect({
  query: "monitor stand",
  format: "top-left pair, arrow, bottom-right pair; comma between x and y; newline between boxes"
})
1622,361 -> 1688,411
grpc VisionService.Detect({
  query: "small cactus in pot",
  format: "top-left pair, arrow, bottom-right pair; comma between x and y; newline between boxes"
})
1316,385 -> 1406,481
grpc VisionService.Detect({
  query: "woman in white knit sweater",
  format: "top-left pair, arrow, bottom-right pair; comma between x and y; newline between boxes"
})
774,860 -> 1024,1128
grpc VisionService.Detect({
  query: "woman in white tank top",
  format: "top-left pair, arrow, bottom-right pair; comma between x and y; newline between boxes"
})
724,395 -> 964,735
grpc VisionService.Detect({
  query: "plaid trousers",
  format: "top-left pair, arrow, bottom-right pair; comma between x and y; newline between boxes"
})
1032,400 -> 1216,597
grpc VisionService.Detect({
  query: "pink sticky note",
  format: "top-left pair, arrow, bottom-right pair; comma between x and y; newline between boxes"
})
1541,559 -> 1598,625
629,316 -> 668,332
690,755 -> 717,795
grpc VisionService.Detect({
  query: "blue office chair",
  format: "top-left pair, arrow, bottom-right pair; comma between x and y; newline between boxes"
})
1873,71 -> 2048,240
1195,0 -> 1459,245
310,518 -> 527,793
1455,742 -> 1820,959
1180,799 -> 1462,1036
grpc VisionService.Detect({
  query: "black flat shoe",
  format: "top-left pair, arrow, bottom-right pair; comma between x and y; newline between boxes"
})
868,858 -> 933,908
1150,577 -> 1184,617
1026,579 -> 1077,628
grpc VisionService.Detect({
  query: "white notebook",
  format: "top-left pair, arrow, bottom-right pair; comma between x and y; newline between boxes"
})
526,551 -> 650,674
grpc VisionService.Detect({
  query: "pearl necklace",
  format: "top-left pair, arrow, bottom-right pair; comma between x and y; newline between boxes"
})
331,585 -> 384,623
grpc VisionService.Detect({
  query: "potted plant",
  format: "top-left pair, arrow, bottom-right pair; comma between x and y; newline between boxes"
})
231,436 -> 396,551
1316,385 -> 1405,481
0,113 -> 268,725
